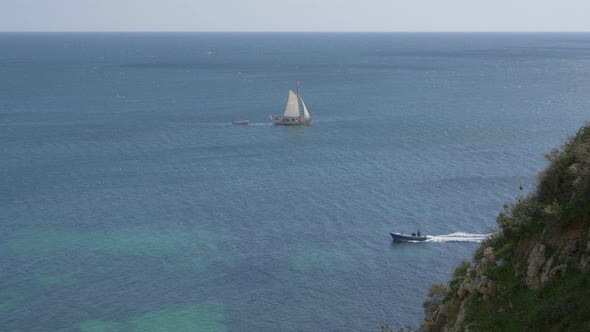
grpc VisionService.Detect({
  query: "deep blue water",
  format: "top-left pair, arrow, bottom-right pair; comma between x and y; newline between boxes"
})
1,32 -> 590,331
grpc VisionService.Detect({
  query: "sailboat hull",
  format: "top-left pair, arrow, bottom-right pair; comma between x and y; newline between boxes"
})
269,115 -> 312,126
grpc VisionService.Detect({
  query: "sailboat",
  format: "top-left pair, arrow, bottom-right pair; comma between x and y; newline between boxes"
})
270,84 -> 312,125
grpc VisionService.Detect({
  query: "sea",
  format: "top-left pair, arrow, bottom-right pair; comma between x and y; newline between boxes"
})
1,32 -> 589,331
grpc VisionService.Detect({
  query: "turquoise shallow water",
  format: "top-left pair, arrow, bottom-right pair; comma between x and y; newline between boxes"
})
1,32 -> 590,331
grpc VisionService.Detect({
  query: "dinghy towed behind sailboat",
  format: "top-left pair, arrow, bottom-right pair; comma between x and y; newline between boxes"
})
270,82 -> 312,125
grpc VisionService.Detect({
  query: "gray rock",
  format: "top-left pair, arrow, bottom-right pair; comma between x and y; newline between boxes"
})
550,264 -> 568,278
526,244 -> 546,290
477,275 -> 496,297
560,238 -> 580,263
540,257 -> 554,286
484,247 -> 496,265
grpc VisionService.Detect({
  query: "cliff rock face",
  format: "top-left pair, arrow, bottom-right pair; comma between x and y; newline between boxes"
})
421,124 -> 590,332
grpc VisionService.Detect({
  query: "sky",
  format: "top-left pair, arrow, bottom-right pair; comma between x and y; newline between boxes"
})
1,0 -> 590,32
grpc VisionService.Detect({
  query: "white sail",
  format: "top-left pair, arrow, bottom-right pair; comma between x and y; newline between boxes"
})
300,97 -> 311,119
283,90 -> 300,117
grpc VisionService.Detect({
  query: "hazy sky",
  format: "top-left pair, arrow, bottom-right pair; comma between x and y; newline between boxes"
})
1,0 -> 590,32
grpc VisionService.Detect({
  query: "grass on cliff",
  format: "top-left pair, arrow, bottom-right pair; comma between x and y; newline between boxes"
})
464,267 -> 590,331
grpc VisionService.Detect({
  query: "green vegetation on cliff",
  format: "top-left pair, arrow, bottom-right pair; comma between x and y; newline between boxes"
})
422,123 -> 590,331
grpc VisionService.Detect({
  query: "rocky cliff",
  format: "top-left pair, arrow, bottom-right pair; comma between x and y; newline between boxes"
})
421,124 -> 590,331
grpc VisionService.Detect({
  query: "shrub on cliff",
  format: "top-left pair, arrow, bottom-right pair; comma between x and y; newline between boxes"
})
536,124 -> 590,226
497,123 -> 590,240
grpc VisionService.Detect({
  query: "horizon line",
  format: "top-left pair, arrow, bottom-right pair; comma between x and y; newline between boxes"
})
2,30 -> 590,34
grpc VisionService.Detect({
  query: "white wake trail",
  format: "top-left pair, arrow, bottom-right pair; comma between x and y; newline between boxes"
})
425,232 -> 491,243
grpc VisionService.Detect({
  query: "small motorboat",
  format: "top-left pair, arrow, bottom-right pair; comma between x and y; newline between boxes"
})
390,232 -> 427,242
232,120 -> 249,125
